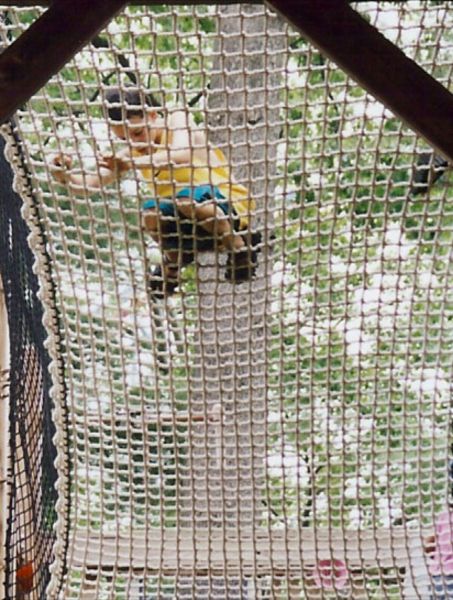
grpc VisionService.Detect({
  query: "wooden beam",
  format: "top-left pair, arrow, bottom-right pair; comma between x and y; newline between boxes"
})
0,0 -> 128,124
266,0 -> 453,163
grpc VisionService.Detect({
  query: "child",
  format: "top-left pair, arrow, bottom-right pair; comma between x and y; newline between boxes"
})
51,88 -> 261,297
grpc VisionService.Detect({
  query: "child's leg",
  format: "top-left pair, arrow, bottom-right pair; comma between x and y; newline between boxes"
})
143,209 -> 182,296
175,197 -> 244,253
144,197 -> 260,291
176,196 -> 260,282
143,208 -> 182,256
142,209 -> 160,244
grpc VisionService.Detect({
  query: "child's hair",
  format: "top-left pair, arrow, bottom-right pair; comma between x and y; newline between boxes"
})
104,88 -> 149,122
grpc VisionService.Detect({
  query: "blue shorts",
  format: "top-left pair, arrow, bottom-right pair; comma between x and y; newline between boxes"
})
142,185 -> 235,252
142,185 -> 230,216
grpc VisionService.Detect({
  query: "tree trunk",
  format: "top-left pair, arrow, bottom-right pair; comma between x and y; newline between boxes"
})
180,6 -> 287,597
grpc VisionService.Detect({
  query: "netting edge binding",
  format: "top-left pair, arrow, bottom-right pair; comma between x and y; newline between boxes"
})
0,122 -> 70,599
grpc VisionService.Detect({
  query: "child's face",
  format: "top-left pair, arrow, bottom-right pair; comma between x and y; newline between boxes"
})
111,111 -> 157,146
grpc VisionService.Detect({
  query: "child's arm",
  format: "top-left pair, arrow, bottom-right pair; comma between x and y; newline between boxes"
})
130,110 -> 208,170
50,153 -> 119,195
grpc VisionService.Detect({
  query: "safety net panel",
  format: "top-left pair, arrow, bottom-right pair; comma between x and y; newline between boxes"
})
0,132 -> 62,599
1,2 -> 452,598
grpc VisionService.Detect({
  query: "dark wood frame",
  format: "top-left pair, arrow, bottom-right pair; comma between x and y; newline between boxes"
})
0,0 -> 128,121
0,0 -> 452,161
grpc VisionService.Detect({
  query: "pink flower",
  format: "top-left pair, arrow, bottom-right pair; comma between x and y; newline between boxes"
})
311,559 -> 349,590
428,510 -> 453,576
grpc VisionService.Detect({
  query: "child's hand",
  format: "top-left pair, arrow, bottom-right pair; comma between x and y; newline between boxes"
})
99,154 -> 130,175
50,153 -> 72,183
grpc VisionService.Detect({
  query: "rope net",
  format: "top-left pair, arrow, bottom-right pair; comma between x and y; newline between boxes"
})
0,134 -> 60,598
1,2 -> 452,598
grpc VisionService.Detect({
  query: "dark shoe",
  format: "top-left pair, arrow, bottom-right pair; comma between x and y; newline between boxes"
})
148,263 -> 180,299
411,152 -> 448,196
225,231 -> 261,283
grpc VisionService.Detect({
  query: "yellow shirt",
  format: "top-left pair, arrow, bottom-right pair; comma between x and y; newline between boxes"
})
136,146 -> 254,230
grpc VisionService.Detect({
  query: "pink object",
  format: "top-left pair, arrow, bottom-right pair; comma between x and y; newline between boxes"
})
311,559 -> 349,590
428,510 -> 453,576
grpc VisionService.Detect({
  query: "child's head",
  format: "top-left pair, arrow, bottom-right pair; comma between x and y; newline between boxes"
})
105,88 -> 146,122
104,88 -> 157,145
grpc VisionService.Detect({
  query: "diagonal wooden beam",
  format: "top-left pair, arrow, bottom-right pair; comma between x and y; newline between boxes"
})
266,0 -> 453,162
0,0 -> 128,124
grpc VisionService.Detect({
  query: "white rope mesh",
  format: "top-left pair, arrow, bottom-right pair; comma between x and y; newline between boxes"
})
1,2 -> 452,598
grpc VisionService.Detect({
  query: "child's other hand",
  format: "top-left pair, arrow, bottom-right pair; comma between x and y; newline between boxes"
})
99,154 -> 130,174
50,153 -> 72,183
